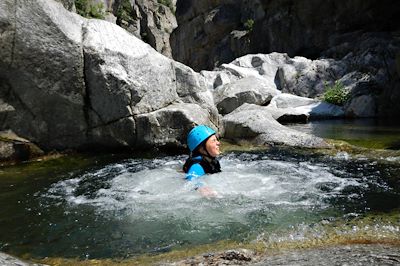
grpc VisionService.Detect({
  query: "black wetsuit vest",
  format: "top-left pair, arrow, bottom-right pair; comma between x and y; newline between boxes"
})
183,155 -> 221,174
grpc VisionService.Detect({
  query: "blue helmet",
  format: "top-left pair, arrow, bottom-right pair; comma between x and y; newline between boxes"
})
187,125 -> 216,152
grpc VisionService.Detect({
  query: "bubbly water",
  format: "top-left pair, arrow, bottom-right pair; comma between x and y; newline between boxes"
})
1,150 -> 399,259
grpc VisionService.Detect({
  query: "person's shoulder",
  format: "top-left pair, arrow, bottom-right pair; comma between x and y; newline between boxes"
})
186,163 -> 205,180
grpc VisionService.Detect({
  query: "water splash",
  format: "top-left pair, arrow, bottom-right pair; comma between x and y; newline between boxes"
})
13,151 -> 398,258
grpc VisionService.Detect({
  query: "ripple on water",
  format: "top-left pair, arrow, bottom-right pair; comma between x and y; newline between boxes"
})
36,151 -> 400,258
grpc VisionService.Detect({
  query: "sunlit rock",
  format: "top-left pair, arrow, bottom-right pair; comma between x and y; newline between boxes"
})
223,103 -> 330,148
266,93 -> 344,123
0,0 -> 87,149
135,103 -> 217,149
214,77 -> 279,114
0,0 -> 218,152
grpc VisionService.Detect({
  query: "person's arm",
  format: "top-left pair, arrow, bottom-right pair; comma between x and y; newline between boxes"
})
186,164 -> 217,197
186,163 -> 206,188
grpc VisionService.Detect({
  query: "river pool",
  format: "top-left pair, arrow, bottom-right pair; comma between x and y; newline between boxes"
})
0,146 -> 399,262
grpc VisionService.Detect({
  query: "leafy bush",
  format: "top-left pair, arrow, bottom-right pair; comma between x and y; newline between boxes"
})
75,0 -> 105,19
323,81 -> 349,106
116,0 -> 134,24
244,19 -> 254,32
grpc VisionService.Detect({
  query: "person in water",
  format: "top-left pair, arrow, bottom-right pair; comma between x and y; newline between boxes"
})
183,125 -> 221,197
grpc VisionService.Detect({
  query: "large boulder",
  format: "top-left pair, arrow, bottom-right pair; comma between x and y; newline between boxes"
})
0,0 -> 218,152
275,57 -> 348,98
0,130 -> 44,162
0,0 -> 87,149
135,103 -> 217,149
207,53 -> 383,118
266,93 -> 344,123
214,77 -> 279,114
223,104 -> 330,148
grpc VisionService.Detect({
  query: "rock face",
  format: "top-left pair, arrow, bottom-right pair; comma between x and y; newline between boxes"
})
135,0 -> 177,58
171,0 -> 252,71
110,0 -> 177,58
0,0 -> 218,151
170,0 -> 400,118
1,0 -> 377,155
171,0 -> 400,71
0,0 -> 87,149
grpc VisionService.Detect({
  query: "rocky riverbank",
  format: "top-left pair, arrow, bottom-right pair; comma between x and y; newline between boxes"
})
166,244 -> 400,265
3,0 -> 400,162
0,252 -> 46,266
5,244 -> 399,265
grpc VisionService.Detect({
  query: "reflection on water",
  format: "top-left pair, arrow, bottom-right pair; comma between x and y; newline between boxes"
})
285,118 -> 400,149
0,149 -> 399,260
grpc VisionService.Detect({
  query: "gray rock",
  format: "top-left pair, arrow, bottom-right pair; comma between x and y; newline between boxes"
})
338,72 -> 378,117
136,0 -> 177,58
214,77 -> 279,114
0,0 -> 218,152
166,248 -> 255,266
223,104 -> 330,148
266,93 -> 344,122
0,0 -> 87,149
345,95 -> 377,118
135,103 -> 217,148
172,0 -> 400,72
254,244 -> 400,266
0,130 -> 44,162
276,57 -> 348,98
54,0 -> 75,11
0,251 -> 47,266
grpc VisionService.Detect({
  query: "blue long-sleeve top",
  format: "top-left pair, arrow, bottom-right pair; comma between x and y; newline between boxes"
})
185,156 -> 206,188
183,154 -> 221,189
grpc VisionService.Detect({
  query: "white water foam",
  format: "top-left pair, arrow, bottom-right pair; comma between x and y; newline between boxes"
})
44,153 -> 366,224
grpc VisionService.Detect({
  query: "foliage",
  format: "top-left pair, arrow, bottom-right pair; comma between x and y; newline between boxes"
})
323,81 -> 349,106
157,0 -> 174,12
116,0 -> 134,24
75,0 -> 105,19
244,19 -> 254,32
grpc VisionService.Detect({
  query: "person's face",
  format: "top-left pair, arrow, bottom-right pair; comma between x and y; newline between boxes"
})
204,135 -> 220,157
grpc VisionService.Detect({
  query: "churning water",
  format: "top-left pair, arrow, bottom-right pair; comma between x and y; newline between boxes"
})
1,149 -> 399,260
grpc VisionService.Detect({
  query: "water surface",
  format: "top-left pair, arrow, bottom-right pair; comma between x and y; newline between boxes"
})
286,118 -> 400,149
0,149 -> 399,260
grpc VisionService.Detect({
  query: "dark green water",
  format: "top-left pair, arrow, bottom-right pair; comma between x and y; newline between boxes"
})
286,118 -> 400,149
0,147 -> 399,261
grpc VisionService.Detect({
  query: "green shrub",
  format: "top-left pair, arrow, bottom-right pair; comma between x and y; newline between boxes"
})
116,0 -> 134,24
323,81 -> 349,106
244,19 -> 254,32
75,0 -> 105,19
